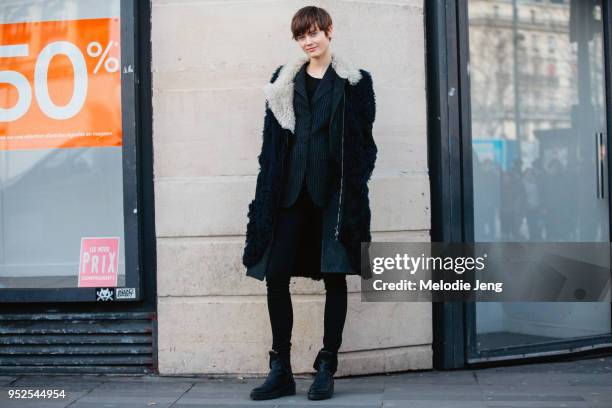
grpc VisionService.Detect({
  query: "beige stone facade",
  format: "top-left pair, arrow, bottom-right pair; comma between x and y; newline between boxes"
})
152,0 -> 431,375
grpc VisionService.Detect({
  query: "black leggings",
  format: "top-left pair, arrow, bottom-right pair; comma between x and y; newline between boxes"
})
265,184 -> 348,357
266,272 -> 347,357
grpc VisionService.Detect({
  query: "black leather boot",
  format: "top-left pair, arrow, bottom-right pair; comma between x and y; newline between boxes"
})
249,350 -> 296,400
307,349 -> 338,400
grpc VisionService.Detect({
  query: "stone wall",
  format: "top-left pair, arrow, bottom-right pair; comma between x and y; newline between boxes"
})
152,0 -> 431,375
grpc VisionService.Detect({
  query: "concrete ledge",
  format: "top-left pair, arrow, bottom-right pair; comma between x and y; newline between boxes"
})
336,344 -> 432,377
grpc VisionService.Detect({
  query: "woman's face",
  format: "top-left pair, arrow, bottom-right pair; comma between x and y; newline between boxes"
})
296,24 -> 332,58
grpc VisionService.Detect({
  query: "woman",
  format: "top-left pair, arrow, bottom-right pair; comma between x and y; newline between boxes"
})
242,5 -> 377,401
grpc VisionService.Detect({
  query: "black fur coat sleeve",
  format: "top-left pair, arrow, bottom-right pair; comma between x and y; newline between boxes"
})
242,66 -> 283,268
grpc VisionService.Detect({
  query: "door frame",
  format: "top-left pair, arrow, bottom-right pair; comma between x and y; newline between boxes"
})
427,0 -> 612,369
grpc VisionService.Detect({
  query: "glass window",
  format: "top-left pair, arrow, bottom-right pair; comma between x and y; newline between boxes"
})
0,0 -> 127,290
468,0 -> 610,353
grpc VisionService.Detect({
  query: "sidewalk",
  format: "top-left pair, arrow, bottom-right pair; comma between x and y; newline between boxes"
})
0,354 -> 610,407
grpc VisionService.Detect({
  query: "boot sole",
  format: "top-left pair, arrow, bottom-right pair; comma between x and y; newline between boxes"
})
250,381 -> 296,400
307,383 -> 334,400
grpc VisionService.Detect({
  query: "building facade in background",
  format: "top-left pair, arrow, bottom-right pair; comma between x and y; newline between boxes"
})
0,0 -> 610,375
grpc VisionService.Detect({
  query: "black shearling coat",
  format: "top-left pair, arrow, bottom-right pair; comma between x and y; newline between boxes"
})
242,53 -> 377,281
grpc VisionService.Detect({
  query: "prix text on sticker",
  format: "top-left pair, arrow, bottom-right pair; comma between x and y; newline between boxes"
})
78,237 -> 120,287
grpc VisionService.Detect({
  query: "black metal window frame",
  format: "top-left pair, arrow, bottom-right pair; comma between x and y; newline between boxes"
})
427,0 -> 612,369
0,0 -> 155,307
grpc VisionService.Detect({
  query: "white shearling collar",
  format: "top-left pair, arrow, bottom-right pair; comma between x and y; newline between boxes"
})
263,53 -> 362,132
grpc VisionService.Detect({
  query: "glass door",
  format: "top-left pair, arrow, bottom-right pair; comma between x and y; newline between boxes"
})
466,0 -> 611,360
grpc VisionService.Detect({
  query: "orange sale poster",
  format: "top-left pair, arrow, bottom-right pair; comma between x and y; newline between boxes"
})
0,18 -> 121,150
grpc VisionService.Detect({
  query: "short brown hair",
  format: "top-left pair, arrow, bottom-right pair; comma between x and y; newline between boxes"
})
291,6 -> 332,40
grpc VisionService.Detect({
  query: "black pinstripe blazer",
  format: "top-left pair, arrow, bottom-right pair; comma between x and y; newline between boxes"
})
279,62 -> 340,208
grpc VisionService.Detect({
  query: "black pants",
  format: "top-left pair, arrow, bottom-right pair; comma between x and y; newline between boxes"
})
265,183 -> 348,358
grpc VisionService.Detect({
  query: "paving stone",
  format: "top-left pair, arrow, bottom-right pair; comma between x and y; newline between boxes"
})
384,383 -> 482,393
70,403 -> 175,408
475,372 -> 579,386
0,356 -> 609,407
483,394 -> 585,402
174,397 -> 280,406
384,393 -> 484,401
484,403 -> 596,408
334,376 -> 386,393
481,384 -> 606,401
90,381 -> 192,396
10,376 -> 104,391
74,395 -> 178,403
383,401 -> 487,408
384,370 -> 477,385
278,405 -> 381,408
567,374 -> 612,386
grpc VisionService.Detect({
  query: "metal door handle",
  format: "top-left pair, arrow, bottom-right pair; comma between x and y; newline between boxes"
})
596,132 -> 605,199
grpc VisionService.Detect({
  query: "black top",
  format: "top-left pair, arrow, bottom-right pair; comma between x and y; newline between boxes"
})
305,71 -> 321,104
